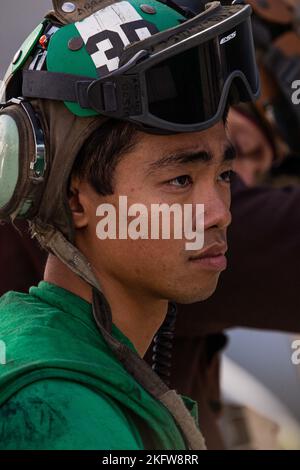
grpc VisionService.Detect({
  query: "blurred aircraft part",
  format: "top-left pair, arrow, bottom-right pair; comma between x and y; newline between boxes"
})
221,355 -> 300,449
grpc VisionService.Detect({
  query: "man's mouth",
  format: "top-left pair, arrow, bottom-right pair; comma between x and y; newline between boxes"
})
188,244 -> 228,271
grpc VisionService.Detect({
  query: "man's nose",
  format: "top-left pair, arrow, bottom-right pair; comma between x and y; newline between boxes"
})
201,190 -> 232,231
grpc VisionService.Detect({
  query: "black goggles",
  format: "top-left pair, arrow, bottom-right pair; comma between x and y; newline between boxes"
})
23,2 -> 260,133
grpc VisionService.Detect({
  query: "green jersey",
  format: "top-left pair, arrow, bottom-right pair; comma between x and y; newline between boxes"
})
0,282 -> 198,450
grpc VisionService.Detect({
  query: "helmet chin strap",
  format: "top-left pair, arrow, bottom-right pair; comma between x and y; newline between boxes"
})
30,219 -> 103,290
92,288 -> 207,450
30,218 -> 206,450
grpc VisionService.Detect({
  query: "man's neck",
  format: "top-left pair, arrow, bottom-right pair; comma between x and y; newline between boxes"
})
44,255 -> 168,357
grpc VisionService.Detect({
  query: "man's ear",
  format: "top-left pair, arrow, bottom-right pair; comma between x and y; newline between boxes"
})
68,175 -> 89,229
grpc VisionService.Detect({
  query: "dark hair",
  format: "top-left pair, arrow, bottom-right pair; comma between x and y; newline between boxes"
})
72,119 -> 138,196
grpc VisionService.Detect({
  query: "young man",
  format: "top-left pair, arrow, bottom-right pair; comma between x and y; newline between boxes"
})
0,0 -> 259,449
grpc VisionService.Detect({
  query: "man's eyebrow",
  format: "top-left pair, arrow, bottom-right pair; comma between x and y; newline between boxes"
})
146,143 -> 237,175
146,149 -> 213,175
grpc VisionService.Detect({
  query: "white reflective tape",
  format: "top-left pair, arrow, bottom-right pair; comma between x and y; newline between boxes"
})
94,38 -> 119,72
75,1 -> 151,72
135,27 -> 152,41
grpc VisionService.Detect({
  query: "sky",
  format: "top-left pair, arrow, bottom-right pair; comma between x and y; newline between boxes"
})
0,0 -> 51,77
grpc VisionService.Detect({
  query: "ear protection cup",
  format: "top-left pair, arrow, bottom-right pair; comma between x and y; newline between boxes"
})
0,99 -> 46,221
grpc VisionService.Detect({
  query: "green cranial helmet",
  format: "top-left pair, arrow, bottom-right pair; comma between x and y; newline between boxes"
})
2,0 -> 186,119
3,0 -> 259,131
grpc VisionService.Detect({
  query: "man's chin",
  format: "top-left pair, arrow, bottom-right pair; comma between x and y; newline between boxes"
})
173,281 -> 219,305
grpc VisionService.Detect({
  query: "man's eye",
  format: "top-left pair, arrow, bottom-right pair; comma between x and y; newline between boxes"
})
218,170 -> 234,183
167,175 -> 193,188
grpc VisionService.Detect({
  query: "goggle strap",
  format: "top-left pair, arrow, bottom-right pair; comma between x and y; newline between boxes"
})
22,70 -> 92,108
22,69 -> 142,117
88,74 -> 142,117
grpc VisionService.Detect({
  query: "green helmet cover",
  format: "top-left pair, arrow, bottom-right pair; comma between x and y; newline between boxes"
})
46,0 -> 185,117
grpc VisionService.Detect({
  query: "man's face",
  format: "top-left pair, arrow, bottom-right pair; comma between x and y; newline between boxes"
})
74,122 -> 234,304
